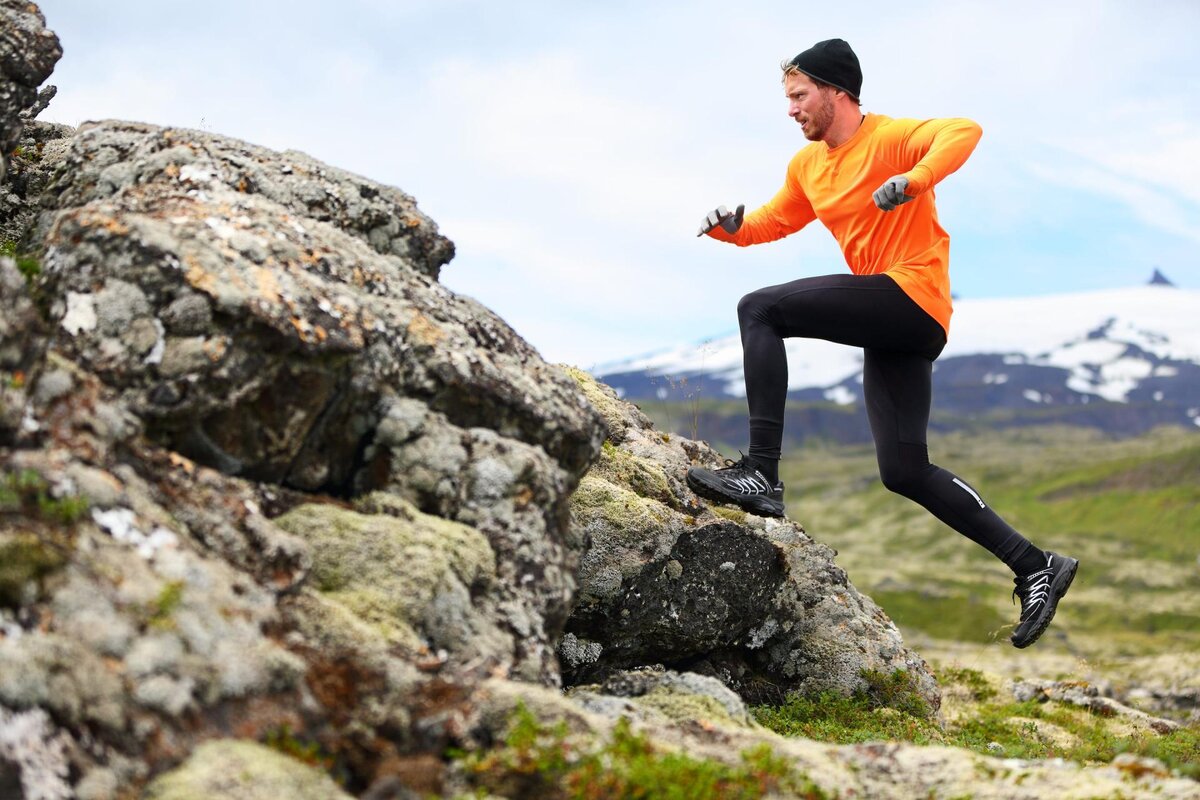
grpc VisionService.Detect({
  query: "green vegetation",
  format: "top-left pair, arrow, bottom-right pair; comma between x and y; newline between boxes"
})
0,469 -> 89,525
752,669 -> 940,746
754,667 -> 1200,779
264,724 -> 337,775
148,580 -> 186,630
455,704 -> 829,799
0,240 -> 41,282
0,532 -> 67,609
0,470 -> 87,609
771,426 -> 1200,659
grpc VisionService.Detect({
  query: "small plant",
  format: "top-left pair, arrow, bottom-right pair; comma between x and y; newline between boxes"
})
937,666 -> 997,702
265,724 -> 337,773
456,703 -> 830,799
147,580 -> 185,630
0,240 -> 42,282
0,469 -> 89,524
753,669 -> 940,746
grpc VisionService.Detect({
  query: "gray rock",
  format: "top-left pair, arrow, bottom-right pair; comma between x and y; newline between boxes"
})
0,1 -> 61,177
562,371 -> 940,711
0,706 -> 72,800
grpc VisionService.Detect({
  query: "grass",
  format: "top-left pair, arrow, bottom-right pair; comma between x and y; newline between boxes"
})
770,426 -> 1200,660
455,704 -> 830,799
753,666 -> 1200,780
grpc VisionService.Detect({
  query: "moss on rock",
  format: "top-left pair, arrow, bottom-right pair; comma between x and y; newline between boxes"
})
143,739 -> 353,800
273,500 -> 497,653
0,532 -> 67,608
591,441 -> 679,510
563,366 -> 630,443
571,475 -> 673,543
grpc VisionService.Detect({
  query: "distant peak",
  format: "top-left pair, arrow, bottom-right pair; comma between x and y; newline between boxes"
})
1148,268 -> 1176,287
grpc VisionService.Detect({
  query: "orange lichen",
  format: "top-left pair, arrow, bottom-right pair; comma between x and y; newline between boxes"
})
406,313 -> 445,347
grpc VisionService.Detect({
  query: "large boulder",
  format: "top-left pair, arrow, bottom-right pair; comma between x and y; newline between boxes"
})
562,369 -> 941,710
27,118 -> 604,684
0,97 -> 603,798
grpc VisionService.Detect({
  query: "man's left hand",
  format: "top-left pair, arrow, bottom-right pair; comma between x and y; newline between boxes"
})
873,175 -> 915,211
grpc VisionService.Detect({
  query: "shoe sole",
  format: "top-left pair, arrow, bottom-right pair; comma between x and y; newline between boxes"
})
686,469 -> 786,518
1011,556 -> 1078,649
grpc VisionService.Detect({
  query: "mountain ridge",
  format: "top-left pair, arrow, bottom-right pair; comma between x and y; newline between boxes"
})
595,280 -> 1200,439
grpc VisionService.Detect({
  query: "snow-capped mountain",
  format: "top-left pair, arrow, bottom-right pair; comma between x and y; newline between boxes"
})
595,281 -> 1200,438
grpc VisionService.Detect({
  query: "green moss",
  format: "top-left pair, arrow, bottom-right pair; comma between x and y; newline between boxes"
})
571,475 -> 673,542
0,241 -> 41,282
712,506 -> 748,525
762,663 -> 1200,779
274,500 -> 495,650
143,739 -> 353,800
0,533 -> 67,609
635,687 -> 749,729
591,440 -> 678,509
563,366 -> 627,443
1,469 -> 89,524
456,704 -> 830,800
753,669 -> 940,746
148,580 -> 185,630
265,724 -> 336,774
937,666 -> 996,702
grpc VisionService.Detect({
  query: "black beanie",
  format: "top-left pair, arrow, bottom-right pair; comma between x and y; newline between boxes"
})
788,38 -> 862,99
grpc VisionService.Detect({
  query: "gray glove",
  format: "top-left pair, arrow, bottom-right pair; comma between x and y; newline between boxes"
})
697,204 -> 745,237
872,175 -> 915,211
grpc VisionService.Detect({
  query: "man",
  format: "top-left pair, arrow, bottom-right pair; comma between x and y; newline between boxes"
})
686,38 -> 1077,649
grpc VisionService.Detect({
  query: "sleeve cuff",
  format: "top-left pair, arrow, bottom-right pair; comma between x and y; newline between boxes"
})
903,165 -> 934,196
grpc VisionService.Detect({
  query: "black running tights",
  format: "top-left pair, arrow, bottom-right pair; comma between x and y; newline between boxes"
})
737,273 -> 1035,570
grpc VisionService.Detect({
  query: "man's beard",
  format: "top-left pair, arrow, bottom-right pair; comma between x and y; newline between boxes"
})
802,91 -> 835,141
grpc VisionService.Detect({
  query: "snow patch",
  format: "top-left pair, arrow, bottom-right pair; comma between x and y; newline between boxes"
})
824,386 -> 857,405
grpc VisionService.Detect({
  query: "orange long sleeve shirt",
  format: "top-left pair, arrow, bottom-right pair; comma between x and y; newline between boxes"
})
707,113 -> 983,336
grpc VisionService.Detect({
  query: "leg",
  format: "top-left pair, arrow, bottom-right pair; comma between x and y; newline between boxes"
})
862,347 -> 1039,570
863,348 -> 1078,648
738,273 -> 944,463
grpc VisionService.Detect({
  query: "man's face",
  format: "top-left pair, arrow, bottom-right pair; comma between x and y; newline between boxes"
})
785,71 -> 835,142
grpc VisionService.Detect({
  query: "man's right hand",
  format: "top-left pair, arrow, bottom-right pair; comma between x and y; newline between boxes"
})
697,204 -> 745,237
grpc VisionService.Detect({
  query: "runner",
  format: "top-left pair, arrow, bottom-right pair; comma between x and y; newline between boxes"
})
687,38 -> 1077,648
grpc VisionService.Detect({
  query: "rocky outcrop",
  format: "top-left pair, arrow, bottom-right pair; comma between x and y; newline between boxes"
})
27,116 -> 605,685
562,369 -> 941,710
0,0 -> 61,183
1,7 -> 607,788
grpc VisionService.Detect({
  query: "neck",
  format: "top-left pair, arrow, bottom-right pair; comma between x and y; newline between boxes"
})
823,108 -> 865,149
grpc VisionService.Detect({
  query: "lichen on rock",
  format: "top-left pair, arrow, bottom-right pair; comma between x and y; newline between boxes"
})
143,739 -> 354,800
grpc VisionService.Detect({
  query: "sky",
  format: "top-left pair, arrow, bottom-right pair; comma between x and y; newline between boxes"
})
32,0 -> 1200,370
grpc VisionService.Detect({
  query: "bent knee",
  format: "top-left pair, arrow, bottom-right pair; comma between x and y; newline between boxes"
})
878,465 -> 926,498
737,289 -> 775,325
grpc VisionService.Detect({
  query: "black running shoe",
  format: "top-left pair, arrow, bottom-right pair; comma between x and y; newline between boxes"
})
1010,551 -> 1078,649
686,453 -> 785,518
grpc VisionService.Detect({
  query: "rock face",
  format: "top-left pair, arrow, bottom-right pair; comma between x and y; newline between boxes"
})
0,0 -> 61,182
30,117 -> 606,684
561,369 -> 941,709
1,7 -> 609,791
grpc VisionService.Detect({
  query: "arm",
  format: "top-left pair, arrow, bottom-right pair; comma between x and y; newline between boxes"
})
893,117 -> 983,196
705,159 -> 817,246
